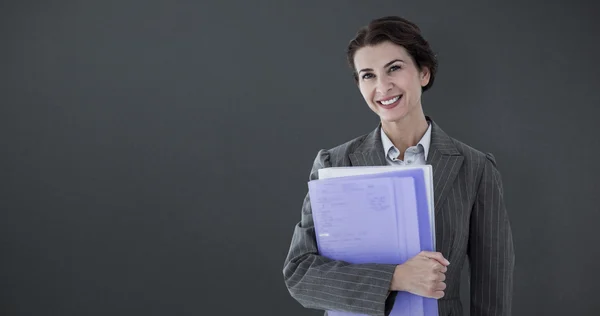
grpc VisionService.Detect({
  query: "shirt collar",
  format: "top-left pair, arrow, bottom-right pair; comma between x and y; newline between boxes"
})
380,122 -> 432,160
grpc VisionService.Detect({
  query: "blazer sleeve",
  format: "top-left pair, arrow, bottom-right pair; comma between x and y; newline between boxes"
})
282,149 -> 398,316
468,153 -> 515,316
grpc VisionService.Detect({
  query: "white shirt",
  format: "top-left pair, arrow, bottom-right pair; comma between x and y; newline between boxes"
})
380,122 -> 432,166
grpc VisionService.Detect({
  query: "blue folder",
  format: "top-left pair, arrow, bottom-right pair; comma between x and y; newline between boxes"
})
308,168 -> 438,316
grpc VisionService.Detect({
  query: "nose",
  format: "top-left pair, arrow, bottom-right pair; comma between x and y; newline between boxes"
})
375,76 -> 393,95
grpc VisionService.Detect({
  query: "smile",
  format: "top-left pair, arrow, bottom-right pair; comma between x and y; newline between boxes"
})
376,95 -> 402,108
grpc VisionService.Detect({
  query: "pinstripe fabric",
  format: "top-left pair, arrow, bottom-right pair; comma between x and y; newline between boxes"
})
283,117 -> 515,316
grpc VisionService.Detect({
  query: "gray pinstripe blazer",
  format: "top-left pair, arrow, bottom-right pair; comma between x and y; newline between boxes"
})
282,117 -> 514,316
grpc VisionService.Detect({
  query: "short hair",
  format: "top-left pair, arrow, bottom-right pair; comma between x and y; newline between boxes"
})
346,16 -> 438,92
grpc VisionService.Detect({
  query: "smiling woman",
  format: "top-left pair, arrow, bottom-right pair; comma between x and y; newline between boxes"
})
352,42 -> 431,154
282,16 -> 514,316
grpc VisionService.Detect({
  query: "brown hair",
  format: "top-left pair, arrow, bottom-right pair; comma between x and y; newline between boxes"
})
346,16 -> 438,92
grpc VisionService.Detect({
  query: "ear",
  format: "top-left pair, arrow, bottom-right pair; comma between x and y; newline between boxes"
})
419,66 -> 431,87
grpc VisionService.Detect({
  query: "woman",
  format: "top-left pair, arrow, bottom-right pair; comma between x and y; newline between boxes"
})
283,16 -> 514,316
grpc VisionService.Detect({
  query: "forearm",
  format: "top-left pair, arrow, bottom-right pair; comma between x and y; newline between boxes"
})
283,223 -> 397,315
282,149 -> 397,315
469,226 -> 514,316
284,252 -> 396,315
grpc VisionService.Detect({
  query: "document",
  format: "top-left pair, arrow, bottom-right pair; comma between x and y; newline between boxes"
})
318,165 -> 435,249
308,167 -> 438,316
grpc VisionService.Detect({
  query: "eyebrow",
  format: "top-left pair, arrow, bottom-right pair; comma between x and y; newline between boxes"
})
358,59 -> 405,74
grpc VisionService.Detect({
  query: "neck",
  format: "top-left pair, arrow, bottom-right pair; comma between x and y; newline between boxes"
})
381,109 -> 429,157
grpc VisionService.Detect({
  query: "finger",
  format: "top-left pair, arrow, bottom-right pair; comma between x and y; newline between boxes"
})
437,272 -> 446,282
420,251 -> 450,266
433,290 -> 445,299
425,283 -> 446,297
431,262 -> 448,273
435,281 -> 446,291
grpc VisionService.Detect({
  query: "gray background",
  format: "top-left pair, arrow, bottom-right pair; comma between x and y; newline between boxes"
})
1,0 -> 599,315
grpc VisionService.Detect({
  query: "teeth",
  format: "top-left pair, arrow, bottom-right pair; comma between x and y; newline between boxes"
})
380,96 -> 400,105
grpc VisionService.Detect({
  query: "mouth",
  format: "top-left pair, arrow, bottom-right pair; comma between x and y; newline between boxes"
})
376,95 -> 402,109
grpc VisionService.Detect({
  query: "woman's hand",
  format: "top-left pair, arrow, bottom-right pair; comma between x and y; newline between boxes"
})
390,251 -> 450,299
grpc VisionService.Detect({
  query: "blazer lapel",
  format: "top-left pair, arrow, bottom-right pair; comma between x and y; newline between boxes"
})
426,118 -> 464,215
348,118 -> 463,215
348,124 -> 387,167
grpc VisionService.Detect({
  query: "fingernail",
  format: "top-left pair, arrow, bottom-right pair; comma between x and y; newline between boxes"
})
446,260 -> 450,265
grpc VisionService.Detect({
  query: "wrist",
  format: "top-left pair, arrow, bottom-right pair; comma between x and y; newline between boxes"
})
391,264 -> 406,292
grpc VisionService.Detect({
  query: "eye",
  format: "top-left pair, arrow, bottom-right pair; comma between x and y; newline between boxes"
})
361,73 -> 374,80
389,65 -> 401,72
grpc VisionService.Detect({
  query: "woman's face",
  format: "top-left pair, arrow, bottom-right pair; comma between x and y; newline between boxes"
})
353,41 -> 430,123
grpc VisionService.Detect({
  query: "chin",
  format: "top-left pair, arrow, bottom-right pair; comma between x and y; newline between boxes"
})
378,109 -> 409,123
380,116 -> 405,124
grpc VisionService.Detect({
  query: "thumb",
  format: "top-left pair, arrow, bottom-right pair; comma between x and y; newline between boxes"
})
419,251 -> 450,266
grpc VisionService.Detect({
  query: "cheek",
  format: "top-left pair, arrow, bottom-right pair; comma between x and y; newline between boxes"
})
396,77 -> 419,97
393,74 -> 411,88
